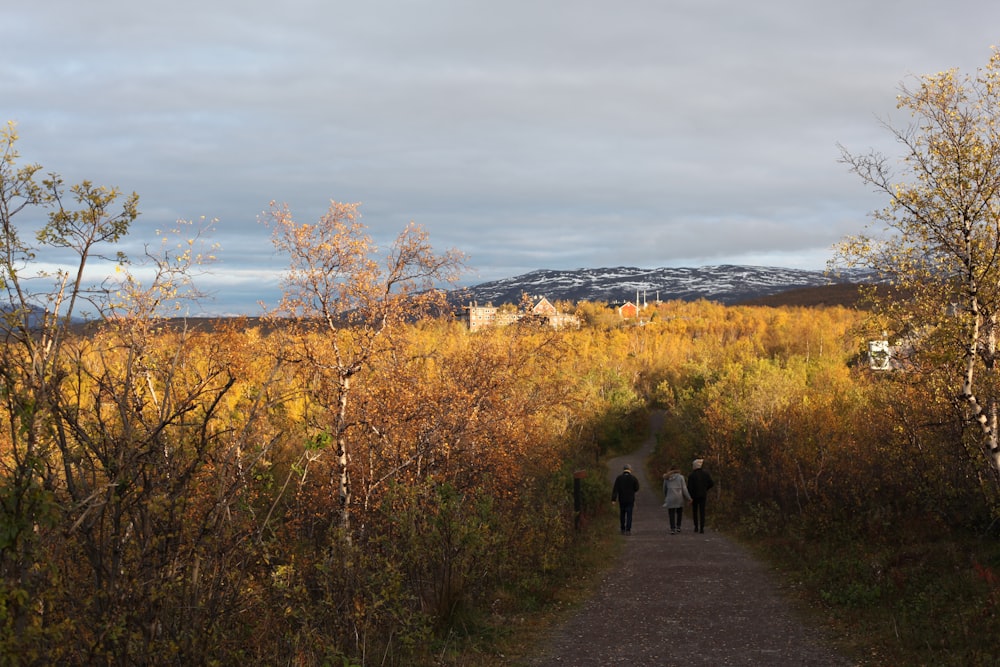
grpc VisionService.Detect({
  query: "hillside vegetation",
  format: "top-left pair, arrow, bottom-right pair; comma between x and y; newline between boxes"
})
4,297 -> 999,665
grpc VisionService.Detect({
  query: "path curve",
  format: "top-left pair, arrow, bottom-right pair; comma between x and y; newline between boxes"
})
525,412 -> 855,666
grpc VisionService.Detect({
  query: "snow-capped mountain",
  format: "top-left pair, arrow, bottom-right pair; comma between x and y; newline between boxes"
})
454,265 -> 871,306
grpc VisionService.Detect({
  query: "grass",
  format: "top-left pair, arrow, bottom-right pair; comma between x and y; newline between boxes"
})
442,504 -> 622,666
724,508 -> 1000,666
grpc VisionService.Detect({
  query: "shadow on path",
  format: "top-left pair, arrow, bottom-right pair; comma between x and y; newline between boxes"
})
524,412 -> 855,666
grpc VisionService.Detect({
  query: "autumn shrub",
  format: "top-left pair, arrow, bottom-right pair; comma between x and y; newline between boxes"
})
572,373 -> 645,458
735,500 -> 783,537
639,300 -> 1000,664
742,512 -> 1000,666
251,460 -> 589,665
566,460 -> 611,532
16,237 -> 1000,666
228,317 -> 605,665
380,481 -> 501,629
0,468 -> 69,664
494,466 -> 596,605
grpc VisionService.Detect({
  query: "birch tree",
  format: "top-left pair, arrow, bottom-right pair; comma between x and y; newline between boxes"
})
265,200 -> 465,537
838,48 -> 1000,486
0,122 -> 260,662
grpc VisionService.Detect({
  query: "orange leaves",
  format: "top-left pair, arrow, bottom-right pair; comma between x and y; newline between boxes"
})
263,200 -> 374,321
359,323 -> 570,496
262,200 -> 468,536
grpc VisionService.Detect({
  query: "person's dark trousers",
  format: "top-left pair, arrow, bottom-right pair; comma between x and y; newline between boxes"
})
691,498 -> 707,532
620,501 -> 635,533
668,507 -> 683,531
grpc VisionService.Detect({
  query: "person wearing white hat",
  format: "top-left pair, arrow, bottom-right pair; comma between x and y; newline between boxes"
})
687,458 -> 714,533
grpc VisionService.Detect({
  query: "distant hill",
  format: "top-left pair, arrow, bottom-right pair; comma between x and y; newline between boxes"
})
49,266 -> 874,335
733,282 -> 875,308
453,265 -> 874,307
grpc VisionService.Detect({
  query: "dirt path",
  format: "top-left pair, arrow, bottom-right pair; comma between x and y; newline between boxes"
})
524,413 -> 855,666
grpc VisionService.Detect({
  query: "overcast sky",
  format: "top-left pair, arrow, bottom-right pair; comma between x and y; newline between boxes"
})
6,1 -> 1000,315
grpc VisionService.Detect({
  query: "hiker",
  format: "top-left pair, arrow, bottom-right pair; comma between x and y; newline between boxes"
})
661,467 -> 692,534
611,463 -> 640,535
687,458 -> 714,533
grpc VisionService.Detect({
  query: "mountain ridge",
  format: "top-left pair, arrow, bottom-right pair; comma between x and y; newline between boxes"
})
453,264 -> 872,306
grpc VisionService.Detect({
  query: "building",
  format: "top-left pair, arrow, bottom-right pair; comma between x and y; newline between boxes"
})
617,301 -> 639,319
460,297 -> 579,331
461,303 -> 521,331
868,339 -> 891,371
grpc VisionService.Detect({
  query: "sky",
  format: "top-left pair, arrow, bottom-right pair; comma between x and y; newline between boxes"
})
5,1 -> 1000,315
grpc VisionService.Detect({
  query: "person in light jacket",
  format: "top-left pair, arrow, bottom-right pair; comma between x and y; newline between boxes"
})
662,467 -> 692,534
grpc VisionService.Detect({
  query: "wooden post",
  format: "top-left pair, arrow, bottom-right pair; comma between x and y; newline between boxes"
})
573,469 -> 587,530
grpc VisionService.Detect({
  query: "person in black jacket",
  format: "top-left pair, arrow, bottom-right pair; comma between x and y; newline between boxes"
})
611,464 -> 640,535
687,458 -> 714,534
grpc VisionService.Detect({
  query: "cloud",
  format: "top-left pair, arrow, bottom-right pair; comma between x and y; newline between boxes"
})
5,0 -> 1000,313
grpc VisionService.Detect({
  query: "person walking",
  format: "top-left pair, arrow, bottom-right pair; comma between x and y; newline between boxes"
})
661,467 -> 691,534
611,463 -> 640,535
687,458 -> 714,534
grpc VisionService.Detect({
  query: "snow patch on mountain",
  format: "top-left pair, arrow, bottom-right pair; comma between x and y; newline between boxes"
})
455,265 -> 870,306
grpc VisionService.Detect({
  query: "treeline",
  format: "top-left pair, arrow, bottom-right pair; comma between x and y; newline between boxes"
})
644,300 -> 1000,664
5,293 -> 1000,664
666,298 -> 999,518
649,299 -> 997,529
0,307 -> 647,665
